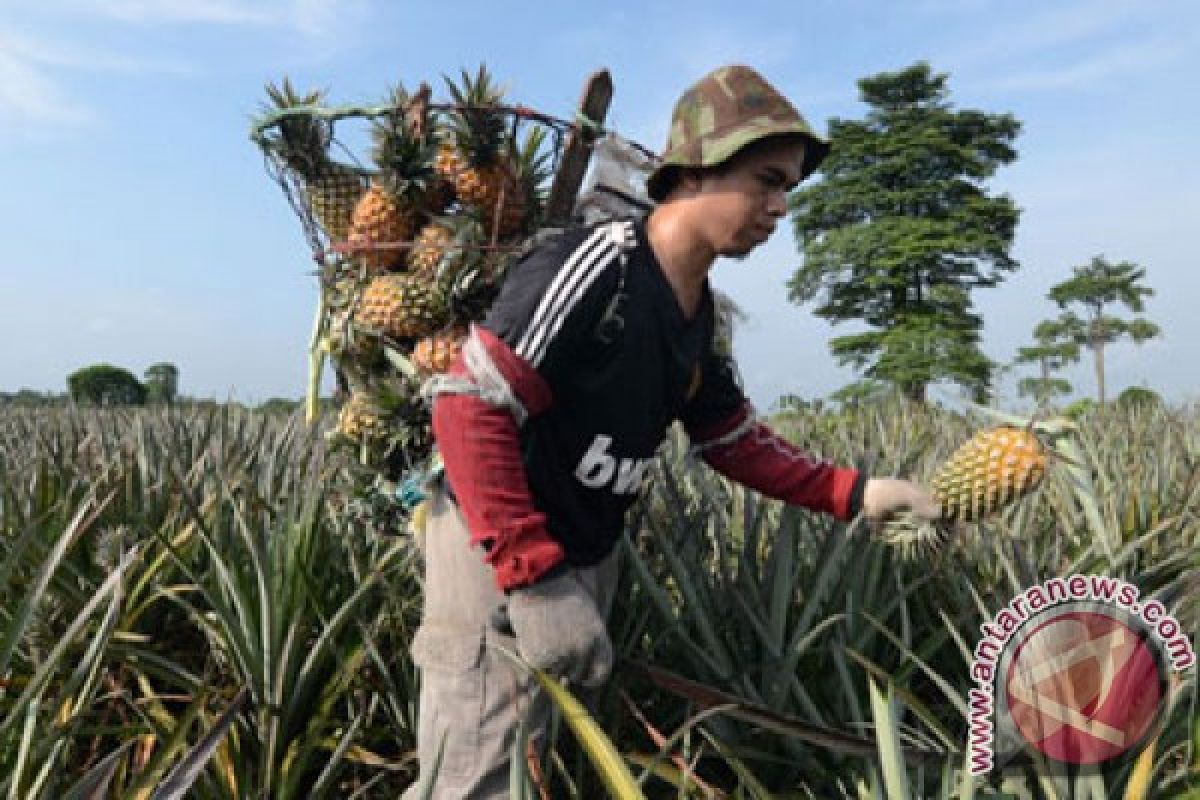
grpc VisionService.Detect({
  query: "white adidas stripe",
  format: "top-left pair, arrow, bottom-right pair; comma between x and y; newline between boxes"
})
525,243 -> 618,367
513,227 -> 608,359
516,224 -> 621,365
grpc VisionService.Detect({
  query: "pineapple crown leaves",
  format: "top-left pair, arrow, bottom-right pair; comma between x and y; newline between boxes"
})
427,212 -> 492,286
260,77 -> 331,174
442,64 -> 510,166
512,125 -> 554,227
369,83 -> 439,203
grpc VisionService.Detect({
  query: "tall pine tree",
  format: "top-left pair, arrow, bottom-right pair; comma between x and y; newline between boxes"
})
788,62 -> 1020,403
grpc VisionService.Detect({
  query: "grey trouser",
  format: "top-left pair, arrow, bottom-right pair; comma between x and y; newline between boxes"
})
402,488 -> 619,799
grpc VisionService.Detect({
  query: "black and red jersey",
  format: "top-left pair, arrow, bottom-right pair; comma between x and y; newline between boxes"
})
432,218 -> 864,591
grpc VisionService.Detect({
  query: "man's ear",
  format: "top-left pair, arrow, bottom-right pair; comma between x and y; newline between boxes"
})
675,167 -> 704,196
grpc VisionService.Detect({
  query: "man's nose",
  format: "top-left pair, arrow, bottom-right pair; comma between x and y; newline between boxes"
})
766,188 -> 788,216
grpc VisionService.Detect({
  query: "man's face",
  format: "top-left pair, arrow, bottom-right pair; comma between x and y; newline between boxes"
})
686,138 -> 805,258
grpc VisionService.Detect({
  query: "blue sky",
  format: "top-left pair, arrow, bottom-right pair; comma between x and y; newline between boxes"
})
2,0 -> 1197,409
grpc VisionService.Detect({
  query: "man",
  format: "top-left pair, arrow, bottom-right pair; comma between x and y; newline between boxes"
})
405,64 -> 941,798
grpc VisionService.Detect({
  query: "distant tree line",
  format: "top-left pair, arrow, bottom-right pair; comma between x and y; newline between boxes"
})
2,364 -> 335,415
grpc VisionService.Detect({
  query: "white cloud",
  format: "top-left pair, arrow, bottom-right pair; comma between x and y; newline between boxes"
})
53,0 -> 368,36
0,48 -> 94,127
0,0 -> 361,128
976,38 -> 1187,92
288,0 -> 367,37
937,0 -> 1147,69
78,0 -> 276,26
0,26 -> 191,128
0,28 -> 189,74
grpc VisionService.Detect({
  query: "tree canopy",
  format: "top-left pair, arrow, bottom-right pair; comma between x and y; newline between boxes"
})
788,62 -> 1021,403
144,362 -> 180,405
67,364 -> 146,406
1044,256 -> 1160,404
1013,318 -> 1080,407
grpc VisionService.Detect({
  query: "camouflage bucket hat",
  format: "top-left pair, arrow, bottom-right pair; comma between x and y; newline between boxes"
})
646,65 -> 829,202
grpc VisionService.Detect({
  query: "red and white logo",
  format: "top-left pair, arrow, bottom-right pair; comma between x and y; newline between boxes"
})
1002,608 -> 1164,766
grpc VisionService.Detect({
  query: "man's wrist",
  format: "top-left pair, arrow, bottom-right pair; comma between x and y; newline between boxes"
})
848,471 -> 869,518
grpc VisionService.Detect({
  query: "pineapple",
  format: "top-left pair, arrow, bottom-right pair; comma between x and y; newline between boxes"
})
931,426 -> 1047,522
442,66 -> 528,236
407,219 -> 456,282
434,141 -> 464,187
413,328 -> 467,374
408,213 -> 486,284
347,86 -> 436,272
336,391 -> 391,443
347,182 -> 415,272
354,274 -> 446,340
261,78 -> 368,241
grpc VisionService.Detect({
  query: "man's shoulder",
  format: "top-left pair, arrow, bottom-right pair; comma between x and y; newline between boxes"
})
483,217 -> 645,350
520,216 -> 641,265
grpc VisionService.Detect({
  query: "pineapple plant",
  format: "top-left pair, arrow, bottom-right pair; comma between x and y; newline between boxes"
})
931,425 -> 1047,522
347,86 -> 437,272
261,78 -> 368,241
412,327 -> 467,374
440,65 -> 529,237
354,273 -> 446,340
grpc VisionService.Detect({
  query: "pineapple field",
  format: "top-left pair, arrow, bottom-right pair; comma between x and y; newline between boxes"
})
0,398 -> 1197,798
4,62 -> 1193,800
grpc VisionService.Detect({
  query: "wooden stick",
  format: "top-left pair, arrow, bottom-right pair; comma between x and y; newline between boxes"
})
544,69 -> 613,226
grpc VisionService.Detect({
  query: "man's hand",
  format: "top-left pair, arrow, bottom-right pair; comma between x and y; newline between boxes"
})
502,569 -> 612,688
862,478 -> 941,531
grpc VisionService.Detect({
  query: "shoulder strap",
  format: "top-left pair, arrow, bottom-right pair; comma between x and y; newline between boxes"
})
592,219 -> 637,345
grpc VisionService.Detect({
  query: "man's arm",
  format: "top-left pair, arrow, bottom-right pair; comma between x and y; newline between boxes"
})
685,400 -> 867,520
432,327 -> 567,591
680,335 -> 937,527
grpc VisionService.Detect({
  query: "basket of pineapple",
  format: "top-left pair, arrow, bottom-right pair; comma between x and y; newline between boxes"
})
250,66 -> 655,528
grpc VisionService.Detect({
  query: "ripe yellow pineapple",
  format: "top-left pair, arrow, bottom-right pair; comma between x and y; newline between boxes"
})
354,274 -> 445,340
336,392 -> 390,442
413,328 -> 466,374
347,86 -> 436,272
434,141 -> 464,186
261,78 -> 368,241
931,426 -> 1046,522
408,220 -> 455,281
348,182 -> 417,272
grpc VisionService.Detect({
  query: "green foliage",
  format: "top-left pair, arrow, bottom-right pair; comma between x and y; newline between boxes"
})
615,399 -> 1199,797
143,363 -> 179,405
1117,385 -> 1162,409
0,406 -> 421,797
1044,255 -> 1161,404
66,364 -> 146,406
772,393 -> 825,414
3,400 -> 1197,798
257,397 -> 303,414
828,378 -> 896,408
0,389 -> 68,407
1063,396 -> 1097,420
788,62 -> 1021,403
1013,318 -> 1081,405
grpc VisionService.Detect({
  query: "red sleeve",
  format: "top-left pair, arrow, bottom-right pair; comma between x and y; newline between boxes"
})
685,402 -> 865,521
430,327 -> 565,592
